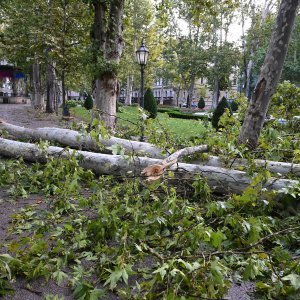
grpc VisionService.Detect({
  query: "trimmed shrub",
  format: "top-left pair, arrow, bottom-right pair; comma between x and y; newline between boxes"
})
84,94 -> 93,110
144,88 -> 157,118
157,107 -> 179,113
230,100 -> 239,112
198,97 -> 205,109
211,97 -> 231,128
66,100 -> 78,108
168,111 -> 209,121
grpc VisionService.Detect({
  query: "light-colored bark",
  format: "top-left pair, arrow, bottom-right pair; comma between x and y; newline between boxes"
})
2,120 -> 298,177
0,120 -> 164,158
197,156 -> 300,177
187,75 -> 195,108
125,75 -> 133,105
244,0 -> 275,98
92,0 -> 125,129
142,145 -> 208,180
238,0 -> 300,148
211,76 -> 219,109
0,138 -> 297,195
94,75 -> 118,129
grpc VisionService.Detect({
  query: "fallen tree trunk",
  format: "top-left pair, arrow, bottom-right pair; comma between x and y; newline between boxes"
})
3,121 -> 297,178
0,137 -> 298,195
197,156 -> 300,177
0,119 -> 165,158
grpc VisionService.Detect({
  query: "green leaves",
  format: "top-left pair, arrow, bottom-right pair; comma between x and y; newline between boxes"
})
73,282 -> 106,300
0,150 -> 300,299
282,274 -> 300,290
104,266 -> 131,290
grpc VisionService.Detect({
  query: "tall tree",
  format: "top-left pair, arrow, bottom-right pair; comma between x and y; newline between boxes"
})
90,0 -> 125,129
238,0 -> 299,149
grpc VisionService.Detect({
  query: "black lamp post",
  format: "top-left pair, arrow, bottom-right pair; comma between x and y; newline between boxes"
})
135,40 -> 149,109
135,40 -> 149,142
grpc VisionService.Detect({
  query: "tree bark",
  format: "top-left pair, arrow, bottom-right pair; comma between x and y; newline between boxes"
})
0,120 -> 165,158
238,0 -> 299,149
0,138 -> 297,195
46,61 -> 56,113
187,75 -> 195,108
125,75 -> 133,105
92,0 -> 125,129
196,155 -> 300,177
2,120 -> 299,178
32,58 -> 44,109
211,76 -> 219,109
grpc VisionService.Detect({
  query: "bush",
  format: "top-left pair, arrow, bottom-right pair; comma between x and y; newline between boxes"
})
84,94 -> 93,110
66,100 -> 78,108
117,101 -> 124,112
144,88 -> 157,118
168,111 -> 209,121
270,81 -> 300,120
198,97 -> 205,109
211,97 -> 231,128
230,100 -> 239,112
157,107 -> 179,113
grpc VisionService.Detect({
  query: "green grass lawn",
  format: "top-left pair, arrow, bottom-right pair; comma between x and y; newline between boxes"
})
70,106 -> 207,140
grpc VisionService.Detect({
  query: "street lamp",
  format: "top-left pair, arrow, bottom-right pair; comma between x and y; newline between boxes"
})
135,40 -> 149,142
135,40 -> 149,109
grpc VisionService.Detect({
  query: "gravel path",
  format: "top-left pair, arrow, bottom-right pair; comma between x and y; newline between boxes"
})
0,104 -> 255,299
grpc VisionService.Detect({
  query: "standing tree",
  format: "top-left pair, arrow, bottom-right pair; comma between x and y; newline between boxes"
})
238,0 -> 299,149
90,0 -> 125,129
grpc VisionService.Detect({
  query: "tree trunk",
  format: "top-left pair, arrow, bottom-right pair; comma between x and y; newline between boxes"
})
46,61 -> 56,113
187,75 -> 195,108
125,75 -> 133,105
94,74 -> 118,129
195,155 -> 300,177
238,0 -> 299,149
2,120 -> 299,178
0,138 -> 297,195
212,77 -> 219,109
32,58 -> 43,109
92,0 -> 125,129
0,138 -> 299,194
244,0 -> 275,99
61,69 -> 69,116
0,121 -> 164,158
245,55 -> 254,99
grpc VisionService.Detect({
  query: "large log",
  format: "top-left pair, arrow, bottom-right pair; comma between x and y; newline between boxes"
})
0,138 -> 298,195
1,120 -> 298,177
197,156 -> 300,177
0,120 -> 165,158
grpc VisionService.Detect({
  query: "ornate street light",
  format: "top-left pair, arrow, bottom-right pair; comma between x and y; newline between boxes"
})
135,40 -> 149,109
135,40 -> 149,142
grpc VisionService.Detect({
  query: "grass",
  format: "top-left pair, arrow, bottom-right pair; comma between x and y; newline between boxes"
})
70,105 -> 208,140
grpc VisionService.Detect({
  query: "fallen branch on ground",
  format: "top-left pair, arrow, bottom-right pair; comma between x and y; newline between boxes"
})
0,137 -> 298,195
2,121 -> 298,178
0,119 -> 165,158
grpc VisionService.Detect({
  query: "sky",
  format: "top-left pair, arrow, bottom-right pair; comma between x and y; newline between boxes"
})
177,0 -> 275,44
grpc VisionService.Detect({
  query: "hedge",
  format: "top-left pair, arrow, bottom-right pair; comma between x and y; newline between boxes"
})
157,107 -> 179,113
168,111 -> 210,121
